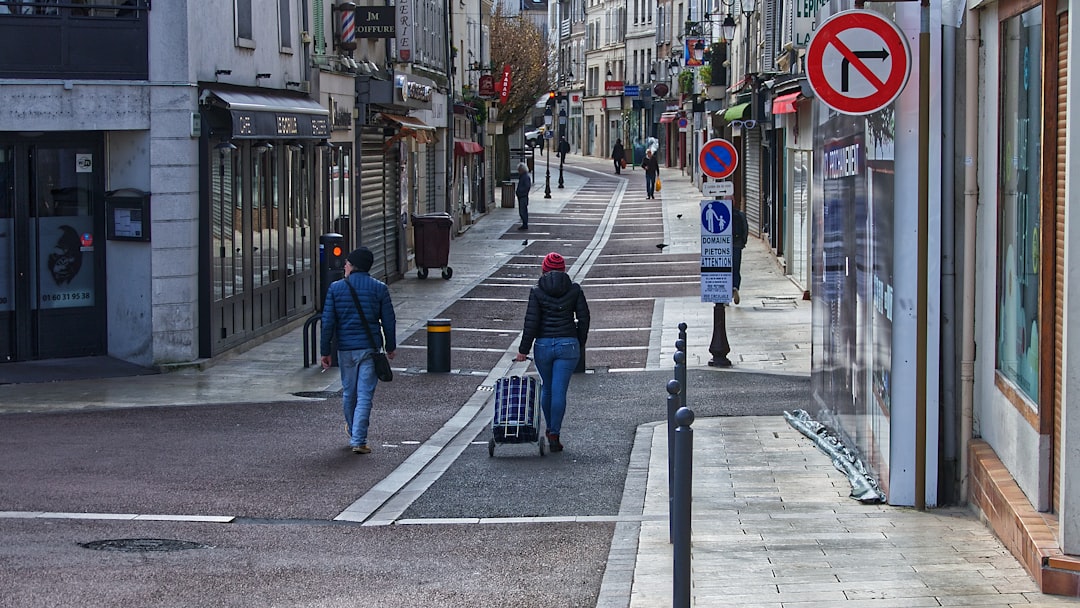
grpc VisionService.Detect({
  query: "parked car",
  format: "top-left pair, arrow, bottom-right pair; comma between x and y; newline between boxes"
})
524,127 -> 545,148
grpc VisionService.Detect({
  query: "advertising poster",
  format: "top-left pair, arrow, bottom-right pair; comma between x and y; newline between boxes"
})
37,217 -> 95,309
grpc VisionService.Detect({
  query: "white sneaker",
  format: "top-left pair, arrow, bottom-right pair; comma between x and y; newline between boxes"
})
732,289 -> 740,305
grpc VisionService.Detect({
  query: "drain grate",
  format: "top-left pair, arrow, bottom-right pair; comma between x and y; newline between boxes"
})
80,538 -> 211,553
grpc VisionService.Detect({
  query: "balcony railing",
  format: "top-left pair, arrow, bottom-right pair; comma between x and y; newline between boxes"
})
0,1 -> 149,80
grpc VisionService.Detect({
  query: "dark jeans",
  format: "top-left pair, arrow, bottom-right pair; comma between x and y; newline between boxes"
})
518,195 -> 529,227
645,171 -> 657,197
733,246 -> 743,289
613,158 -> 622,174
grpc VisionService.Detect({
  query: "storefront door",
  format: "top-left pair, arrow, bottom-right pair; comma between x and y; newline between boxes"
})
0,136 -> 106,362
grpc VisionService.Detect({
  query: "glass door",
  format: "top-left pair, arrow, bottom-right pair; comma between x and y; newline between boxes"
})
0,138 -> 106,362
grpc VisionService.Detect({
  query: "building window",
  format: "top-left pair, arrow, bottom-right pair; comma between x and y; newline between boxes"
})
235,0 -> 254,48
278,0 -> 292,51
996,4 -> 1043,403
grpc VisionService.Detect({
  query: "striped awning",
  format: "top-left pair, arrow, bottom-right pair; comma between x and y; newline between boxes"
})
659,111 -> 679,123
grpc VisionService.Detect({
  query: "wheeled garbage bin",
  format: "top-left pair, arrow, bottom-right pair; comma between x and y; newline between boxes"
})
412,212 -> 453,280
501,181 -> 515,208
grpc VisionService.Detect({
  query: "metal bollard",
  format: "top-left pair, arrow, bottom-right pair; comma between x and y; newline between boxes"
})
666,374 -> 682,544
672,405 -> 695,608
675,336 -> 688,410
426,319 -> 451,373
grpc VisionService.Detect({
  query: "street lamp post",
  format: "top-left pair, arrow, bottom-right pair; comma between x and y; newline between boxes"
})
543,102 -> 553,199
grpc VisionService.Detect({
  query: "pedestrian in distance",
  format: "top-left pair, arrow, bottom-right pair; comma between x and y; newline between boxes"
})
558,136 -> 570,161
641,148 -> 660,199
514,252 -> 591,453
320,247 -> 398,455
611,139 -> 625,174
515,162 -> 531,230
731,206 -> 748,305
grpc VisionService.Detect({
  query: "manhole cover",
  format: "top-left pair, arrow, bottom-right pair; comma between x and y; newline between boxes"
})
79,539 -> 211,553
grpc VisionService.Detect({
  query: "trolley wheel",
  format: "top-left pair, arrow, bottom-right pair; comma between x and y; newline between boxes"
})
441,267 -> 453,280
488,439 -> 495,457
417,267 -> 429,279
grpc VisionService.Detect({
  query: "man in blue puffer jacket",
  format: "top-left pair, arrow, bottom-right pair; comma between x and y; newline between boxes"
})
320,247 -> 397,454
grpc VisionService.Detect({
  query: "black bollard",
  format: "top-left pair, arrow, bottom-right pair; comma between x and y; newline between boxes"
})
426,319 -> 451,372
672,405 -> 695,608
675,336 -> 688,410
666,375 -> 682,544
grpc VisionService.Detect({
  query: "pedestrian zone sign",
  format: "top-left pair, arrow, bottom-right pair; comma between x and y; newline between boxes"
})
700,199 -> 733,304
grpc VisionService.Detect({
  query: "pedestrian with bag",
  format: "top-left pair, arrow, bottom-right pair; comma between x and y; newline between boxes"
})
515,162 -> 531,230
321,247 -> 398,455
641,149 -> 660,199
514,252 -> 590,453
611,139 -> 625,174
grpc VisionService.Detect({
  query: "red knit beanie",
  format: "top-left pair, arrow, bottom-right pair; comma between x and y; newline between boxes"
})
542,252 -> 566,273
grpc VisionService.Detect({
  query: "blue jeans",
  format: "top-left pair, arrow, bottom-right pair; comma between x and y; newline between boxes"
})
338,348 -> 378,447
645,171 -> 657,197
533,337 -> 580,436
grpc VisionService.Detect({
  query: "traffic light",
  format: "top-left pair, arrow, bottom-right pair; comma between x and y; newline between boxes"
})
548,90 -> 555,105
326,236 -> 346,271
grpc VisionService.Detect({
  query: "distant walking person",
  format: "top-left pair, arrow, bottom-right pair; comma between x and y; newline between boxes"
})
516,162 -> 531,230
731,206 -> 748,304
515,252 -> 591,453
321,247 -> 398,454
611,139 -> 625,174
558,136 -> 570,160
641,149 -> 660,199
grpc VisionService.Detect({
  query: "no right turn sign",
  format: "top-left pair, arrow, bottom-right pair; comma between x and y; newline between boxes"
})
806,10 -> 911,115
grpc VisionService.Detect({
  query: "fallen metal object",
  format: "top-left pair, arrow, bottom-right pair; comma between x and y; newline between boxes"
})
784,409 -> 886,504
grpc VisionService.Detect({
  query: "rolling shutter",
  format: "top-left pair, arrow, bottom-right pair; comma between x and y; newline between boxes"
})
744,128 -> 763,237
359,127 -> 401,282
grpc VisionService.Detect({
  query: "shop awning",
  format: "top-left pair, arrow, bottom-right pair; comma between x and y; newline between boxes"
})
378,113 -> 436,130
200,89 -> 330,139
771,92 -> 802,115
721,103 -> 750,121
659,111 -> 679,123
454,140 -> 484,155
378,112 -> 436,144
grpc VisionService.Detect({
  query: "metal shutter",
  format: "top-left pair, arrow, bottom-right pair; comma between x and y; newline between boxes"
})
745,128 -> 763,237
359,128 -> 401,282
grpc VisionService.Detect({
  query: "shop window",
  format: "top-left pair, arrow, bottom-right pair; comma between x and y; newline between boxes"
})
996,4 -> 1043,404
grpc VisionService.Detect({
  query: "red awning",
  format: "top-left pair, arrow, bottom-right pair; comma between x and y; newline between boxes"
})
659,112 -> 678,123
771,92 -> 802,115
454,141 -> 484,155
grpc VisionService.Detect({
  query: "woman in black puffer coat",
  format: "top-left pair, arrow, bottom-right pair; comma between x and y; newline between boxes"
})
515,252 -> 590,452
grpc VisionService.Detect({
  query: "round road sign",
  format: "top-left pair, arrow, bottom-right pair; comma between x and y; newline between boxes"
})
699,138 -> 739,180
806,10 -> 911,115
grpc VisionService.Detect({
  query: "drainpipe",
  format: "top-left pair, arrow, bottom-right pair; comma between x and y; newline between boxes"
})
959,7 -> 979,503
940,12 -> 957,504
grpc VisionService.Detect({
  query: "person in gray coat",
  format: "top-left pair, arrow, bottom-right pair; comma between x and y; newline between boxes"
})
515,162 -> 532,230
320,247 -> 397,454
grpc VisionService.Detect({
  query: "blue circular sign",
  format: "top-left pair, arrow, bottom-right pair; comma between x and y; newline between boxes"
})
699,139 -> 739,180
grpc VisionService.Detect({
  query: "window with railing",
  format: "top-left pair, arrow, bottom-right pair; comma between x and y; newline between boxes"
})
0,0 -> 149,79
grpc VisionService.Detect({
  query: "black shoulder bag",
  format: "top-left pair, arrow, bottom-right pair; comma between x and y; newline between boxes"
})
344,280 -> 393,382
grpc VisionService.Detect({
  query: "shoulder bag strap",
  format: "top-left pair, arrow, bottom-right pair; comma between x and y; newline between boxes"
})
344,279 -> 383,352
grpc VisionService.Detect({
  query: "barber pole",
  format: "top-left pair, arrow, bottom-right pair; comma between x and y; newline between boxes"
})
340,7 -> 356,50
